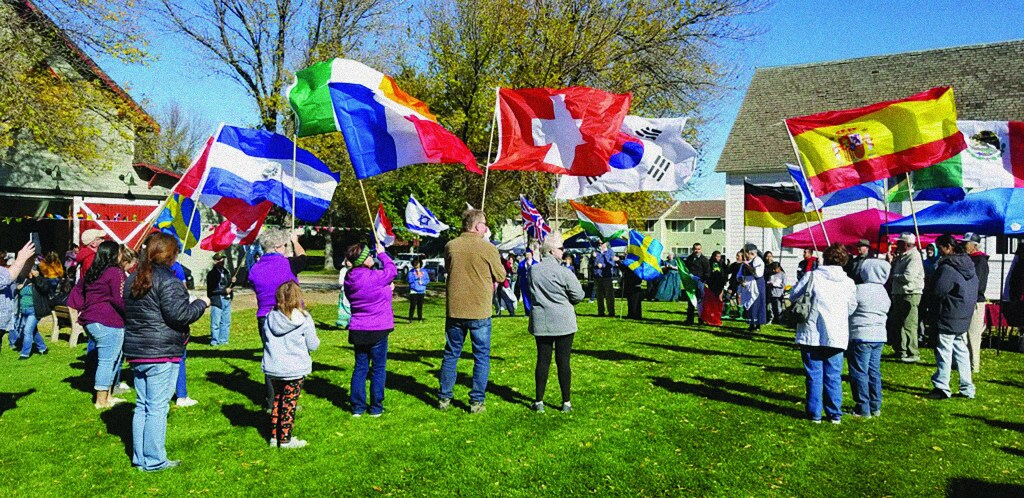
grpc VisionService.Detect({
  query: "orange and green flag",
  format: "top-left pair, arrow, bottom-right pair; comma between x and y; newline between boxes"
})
785,86 -> 967,197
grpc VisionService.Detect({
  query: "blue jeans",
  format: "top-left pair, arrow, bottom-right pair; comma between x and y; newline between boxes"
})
350,337 -> 388,415
848,342 -> 883,416
801,346 -> 844,421
132,362 -> 180,471
18,311 -> 46,358
85,323 -> 124,390
932,333 -> 975,398
175,348 -> 188,399
210,300 -> 231,346
439,318 -> 492,403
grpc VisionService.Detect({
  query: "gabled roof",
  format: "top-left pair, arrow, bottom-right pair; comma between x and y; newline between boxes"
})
716,40 -> 1024,175
662,200 -> 725,220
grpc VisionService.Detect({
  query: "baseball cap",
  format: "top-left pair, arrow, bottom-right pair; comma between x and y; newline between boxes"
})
963,232 -> 982,244
212,252 -> 226,261
898,233 -> 916,245
81,229 -> 106,246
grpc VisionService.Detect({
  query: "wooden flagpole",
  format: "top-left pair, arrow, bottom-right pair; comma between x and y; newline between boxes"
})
784,122 -> 831,246
480,87 -> 500,210
905,174 -> 924,250
359,180 -> 377,243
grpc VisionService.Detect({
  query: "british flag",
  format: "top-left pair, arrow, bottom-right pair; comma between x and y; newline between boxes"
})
519,194 -> 551,241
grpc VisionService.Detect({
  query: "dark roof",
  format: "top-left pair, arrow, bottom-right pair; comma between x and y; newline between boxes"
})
133,163 -> 181,190
716,40 -> 1024,174
650,200 -> 725,220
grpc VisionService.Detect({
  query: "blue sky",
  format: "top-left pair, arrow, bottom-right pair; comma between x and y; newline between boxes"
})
98,0 -> 1024,199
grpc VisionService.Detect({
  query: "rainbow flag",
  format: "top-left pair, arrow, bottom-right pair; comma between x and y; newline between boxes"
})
785,87 -> 967,197
569,201 -> 627,241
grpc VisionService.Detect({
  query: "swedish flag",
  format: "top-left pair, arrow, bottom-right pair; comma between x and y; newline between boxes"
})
155,193 -> 201,252
624,230 -> 663,281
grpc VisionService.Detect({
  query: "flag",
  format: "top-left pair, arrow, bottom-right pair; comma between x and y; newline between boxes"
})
405,195 -> 449,238
199,202 -> 272,252
785,86 -> 967,197
786,163 -> 885,210
885,171 -> 965,203
519,195 -> 551,240
185,125 -> 339,222
624,230 -> 663,281
556,116 -> 697,199
491,87 -> 632,176
744,181 -> 818,228
154,193 -> 201,251
955,120 -> 1024,190
677,260 -> 698,308
287,59 -> 480,179
374,203 -> 395,247
568,201 -> 627,241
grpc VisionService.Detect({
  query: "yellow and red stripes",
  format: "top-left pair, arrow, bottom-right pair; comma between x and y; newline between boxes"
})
744,182 -> 818,228
786,87 -> 967,197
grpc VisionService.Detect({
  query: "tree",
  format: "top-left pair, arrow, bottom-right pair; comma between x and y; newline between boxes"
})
151,0 -> 396,132
135,103 -> 211,172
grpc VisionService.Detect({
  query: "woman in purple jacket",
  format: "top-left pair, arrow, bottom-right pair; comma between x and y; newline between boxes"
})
79,241 -> 127,409
344,240 -> 396,417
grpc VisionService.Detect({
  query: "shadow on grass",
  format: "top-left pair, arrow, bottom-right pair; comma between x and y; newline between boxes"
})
704,327 -> 796,347
206,363 -> 266,407
1002,447 -> 1024,457
953,414 -> 1024,433
99,402 -> 134,460
691,376 -> 803,404
302,375 -> 349,410
388,348 -> 506,364
746,363 -> 804,377
986,379 -> 1024,390
881,382 -> 931,396
424,368 -> 531,408
945,477 -> 1024,497
0,388 -> 36,417
188,348 -> 261,362
314,321 -> 345,331
574,349 -> 661,363
386,371 -> 436,407
634,341 -> 767,360
650,376 -> 804,418
221,403 -> 269,440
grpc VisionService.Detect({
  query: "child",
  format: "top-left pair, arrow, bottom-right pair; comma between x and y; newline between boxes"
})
17,267 -> 50,359
407,259 -> 429,321
263,281 -> 320,448
848,258 -> 891,418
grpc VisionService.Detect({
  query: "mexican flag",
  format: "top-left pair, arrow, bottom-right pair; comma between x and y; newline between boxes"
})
568,201 -> 627,241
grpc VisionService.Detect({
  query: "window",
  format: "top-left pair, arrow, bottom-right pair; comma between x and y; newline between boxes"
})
667,220 -> 694,233
675,247 -> 690,257
644,220 -> 657,231
710,219 -> 725,230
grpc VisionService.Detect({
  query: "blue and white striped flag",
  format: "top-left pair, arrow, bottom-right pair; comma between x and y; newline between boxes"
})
786,163 -> 885,211
404,195 -> 449,238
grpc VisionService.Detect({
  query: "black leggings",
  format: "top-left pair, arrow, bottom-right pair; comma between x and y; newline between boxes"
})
535,334 -> 575,404
408,293 -> 424,320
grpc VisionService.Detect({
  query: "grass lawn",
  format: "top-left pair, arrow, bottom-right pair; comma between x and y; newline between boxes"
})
1,298 -> 1023,496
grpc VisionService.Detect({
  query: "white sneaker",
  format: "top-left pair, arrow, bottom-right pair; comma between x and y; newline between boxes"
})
278,439 -> 307,449
268,438 -> 278,447
109,397 -> 128,406
176,397 -> 198,407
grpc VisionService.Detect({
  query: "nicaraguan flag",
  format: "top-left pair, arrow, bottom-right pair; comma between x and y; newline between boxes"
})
155,193 -> 202,252
197,125 -> 340,222
623,230 -> 663,281
405,195 -> 449,238
786,163 -> 884,211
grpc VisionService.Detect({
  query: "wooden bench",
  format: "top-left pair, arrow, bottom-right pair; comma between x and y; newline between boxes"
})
49,305 -> 86,347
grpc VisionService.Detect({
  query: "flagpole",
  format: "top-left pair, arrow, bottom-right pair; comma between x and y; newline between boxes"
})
883,177 -> 891,247
291,132 -> 298,236
905,173 -> 924,250
480,86 -> 500,210
359,180 -> 376,242
784,122 -> 831,246
801,211 -> 819,252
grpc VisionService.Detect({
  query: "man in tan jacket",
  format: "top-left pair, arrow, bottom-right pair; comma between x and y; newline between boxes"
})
438,209 -> 506,414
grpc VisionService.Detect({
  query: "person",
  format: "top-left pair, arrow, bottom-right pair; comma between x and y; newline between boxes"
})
848,258 -> 891,419
527,234 -> 585,413
739,245 -> 767,332
79,240 -> 127,408
517,249 -> 537,316
796,249 -> 819,283
345,241 -> 397,417
264,281 -> 319,448
684,243 -> 710,325
2,242 -> 35,351
123,232 -> 209,472
725,251 -> 744,319
249,228 -> 307,411
39,250 -> 64,293
765,251 -> 785,324
561,253 -> 576,273
654,253 -> 681,302
67,229 -> 106,348
206,253 -> 233,346
621,259 -> 643,320
64,244 -> 79,273
962,233 -> 988,373
494,255 -> 516,317
922,243 -> 939,278
586,250 -> 598,303
920,243 -> 939,347
701,251 -> 727,326
16,266 -> 51,359
407,259 -> 429,321
926,234 -> 977,400
887,233 -> 925,363
438,209 -> 506,414
593,243 -> 616,317
789,243 -> 857,424
336,260 -> 352,328
845,239 -> 871,283
167,259 -> 198,408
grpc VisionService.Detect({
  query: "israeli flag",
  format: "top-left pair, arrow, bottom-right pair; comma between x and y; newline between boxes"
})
405,195 -> 449,238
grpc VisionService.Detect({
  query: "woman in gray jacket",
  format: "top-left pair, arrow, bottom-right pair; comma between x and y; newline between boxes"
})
527,234 -> 585,413
848,258 -> 891,418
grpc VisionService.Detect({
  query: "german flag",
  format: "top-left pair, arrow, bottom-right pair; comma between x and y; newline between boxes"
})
744,181 -> 818,228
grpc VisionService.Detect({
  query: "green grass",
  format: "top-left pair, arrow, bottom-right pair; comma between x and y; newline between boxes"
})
2,299 -> 1023,496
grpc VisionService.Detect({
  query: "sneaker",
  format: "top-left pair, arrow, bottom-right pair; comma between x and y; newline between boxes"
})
140,460 -> 181,472
850,412 -> 871,419
268,438 -> 278,447
532,401 -> 545,413
176,397 -> 199,407
830,418 -> 841,425
369,412 -> 382,418
811,419 -> 822,424
352,412 -> 363,418
18,356 -> 28,361
954,392 -> 976,399
900,355 -> 920,363
113,382 -> 132,395
871,411 -> 881,418
109,397 -> 127,406
39,349 -> 48,355
438,398 -> 451,411
278,439 -> 307,449
561,402 -> 572,413
469,402 -> 486,414
927,388 -> 950,400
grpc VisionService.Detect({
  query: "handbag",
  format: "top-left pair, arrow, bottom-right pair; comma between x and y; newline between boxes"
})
779,271 -> 814,327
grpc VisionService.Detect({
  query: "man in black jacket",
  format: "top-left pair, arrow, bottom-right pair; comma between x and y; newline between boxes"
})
206,253 -> 234,346
926,235 -> 977,400
684,243 -> 710,324
963,233 -> 989,373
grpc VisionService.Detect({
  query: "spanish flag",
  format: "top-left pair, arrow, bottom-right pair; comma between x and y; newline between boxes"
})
744,181 -> 817,228
785,87 -> 967,197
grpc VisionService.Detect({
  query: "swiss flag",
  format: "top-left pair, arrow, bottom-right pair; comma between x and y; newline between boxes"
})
490,87 -> 632,176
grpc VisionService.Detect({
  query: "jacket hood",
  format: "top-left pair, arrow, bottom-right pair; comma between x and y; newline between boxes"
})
941,253 -> 977,281
970,250 -> 990,261
858,258 -> 890,284
816,265 -> 851,282
266,309 -> 307,336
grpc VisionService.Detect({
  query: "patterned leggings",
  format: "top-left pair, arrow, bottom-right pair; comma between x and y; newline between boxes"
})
270,378 -> 304,443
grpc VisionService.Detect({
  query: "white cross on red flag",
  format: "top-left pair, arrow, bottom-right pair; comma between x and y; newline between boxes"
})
490,87 -> 632,176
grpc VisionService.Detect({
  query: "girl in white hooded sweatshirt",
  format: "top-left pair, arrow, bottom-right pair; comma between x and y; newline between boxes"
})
263,281 -> 320,448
